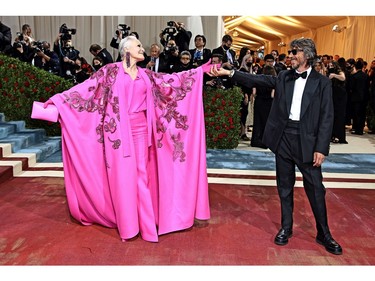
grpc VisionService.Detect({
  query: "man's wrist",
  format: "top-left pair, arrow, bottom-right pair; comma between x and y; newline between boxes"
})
228,69 -> 235,77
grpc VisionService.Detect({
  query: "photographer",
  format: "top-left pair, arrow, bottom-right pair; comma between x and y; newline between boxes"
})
32,41 -> 60,75
89,44 -> 113,66
10,31 -> 35,63
53,24 -> 80,80
0,21 -> 12,55
159,21 -> 192,52
158,38 -> 180,73
21,24 -> 34,44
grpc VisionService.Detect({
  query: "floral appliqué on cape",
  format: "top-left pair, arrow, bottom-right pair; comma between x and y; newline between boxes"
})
147,69 -> 197,162
62,64 -> 121,150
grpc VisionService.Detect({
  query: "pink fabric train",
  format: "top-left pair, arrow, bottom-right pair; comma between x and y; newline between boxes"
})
32,62 -> 210,242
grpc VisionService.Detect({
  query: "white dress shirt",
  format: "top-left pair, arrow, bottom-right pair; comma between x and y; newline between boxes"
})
289,67 -> 312,121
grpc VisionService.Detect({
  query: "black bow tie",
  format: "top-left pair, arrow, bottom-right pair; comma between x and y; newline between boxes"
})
294,71 -> 307,79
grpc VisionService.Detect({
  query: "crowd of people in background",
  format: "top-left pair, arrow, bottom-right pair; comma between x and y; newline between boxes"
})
1,20 -> 374,143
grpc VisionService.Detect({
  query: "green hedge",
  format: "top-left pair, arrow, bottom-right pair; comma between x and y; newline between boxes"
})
203,86 -> 242,149
0,54 -> 73,136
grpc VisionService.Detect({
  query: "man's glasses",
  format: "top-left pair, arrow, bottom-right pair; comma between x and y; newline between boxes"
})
288,49 -> 303,55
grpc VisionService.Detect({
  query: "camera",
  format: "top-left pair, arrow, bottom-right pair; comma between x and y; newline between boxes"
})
13,32 -> 25,48
16,32 -> 24,41
13,41 -> 24,48
32,40 -> 44,53
59,23 -> 76,41
162,21 -> 178,43
115,24 -> 131,39
214,77 -> 225,89
165,45 -> 177,55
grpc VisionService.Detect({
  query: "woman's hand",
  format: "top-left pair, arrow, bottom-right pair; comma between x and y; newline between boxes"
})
200,59 -> 212,73
201,59 -> 222,75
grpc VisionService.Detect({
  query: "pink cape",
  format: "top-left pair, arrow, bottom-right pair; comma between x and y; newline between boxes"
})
33,62 -> 210,242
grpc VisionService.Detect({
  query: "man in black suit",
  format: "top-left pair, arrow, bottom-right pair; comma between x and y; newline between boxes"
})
141,43 -> 170,72
212,34 -> 238,70
348,59 -> 369,135
89,44 -> 114,66
210,38 -> 342,255
189,34 -> 211,68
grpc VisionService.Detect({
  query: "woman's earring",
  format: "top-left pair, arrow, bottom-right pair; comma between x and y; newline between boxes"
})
126,51 -> 130,68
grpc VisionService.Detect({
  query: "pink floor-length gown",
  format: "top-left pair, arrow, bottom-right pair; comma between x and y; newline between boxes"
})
31,62 -> 210,242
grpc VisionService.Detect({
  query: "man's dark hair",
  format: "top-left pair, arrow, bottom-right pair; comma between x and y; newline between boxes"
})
222,34 -> 232,43
89,44 -> 102,53
290,38 -> 317,66
346,58 -> 355,66
194,35 -> 206,46
355,59 -> 364,70
278,53 -> 286,61
337,57 -> 346,65
211,53 -> 223,62
264,54 -> 274,61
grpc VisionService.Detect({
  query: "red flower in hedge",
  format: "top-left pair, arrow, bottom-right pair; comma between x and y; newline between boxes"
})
24,81 -> 30,87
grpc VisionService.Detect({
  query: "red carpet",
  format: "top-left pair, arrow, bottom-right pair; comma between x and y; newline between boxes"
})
1,176 -> 374,266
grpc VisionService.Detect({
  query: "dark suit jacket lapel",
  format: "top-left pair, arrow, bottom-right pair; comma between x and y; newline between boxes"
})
300,69 -> 319,119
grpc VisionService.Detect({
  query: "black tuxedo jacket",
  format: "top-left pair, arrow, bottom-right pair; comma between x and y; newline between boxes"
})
232,69 -> 333,163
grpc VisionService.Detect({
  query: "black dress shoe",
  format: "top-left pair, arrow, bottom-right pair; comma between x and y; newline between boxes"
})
274,228 -> 293,246
316,235 -> 343,255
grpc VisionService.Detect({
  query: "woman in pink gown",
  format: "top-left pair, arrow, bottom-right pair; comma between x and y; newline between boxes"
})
36,36 -> 210,242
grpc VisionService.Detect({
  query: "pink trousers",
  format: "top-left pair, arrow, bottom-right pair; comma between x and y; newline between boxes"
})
129,111 -> 158,241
